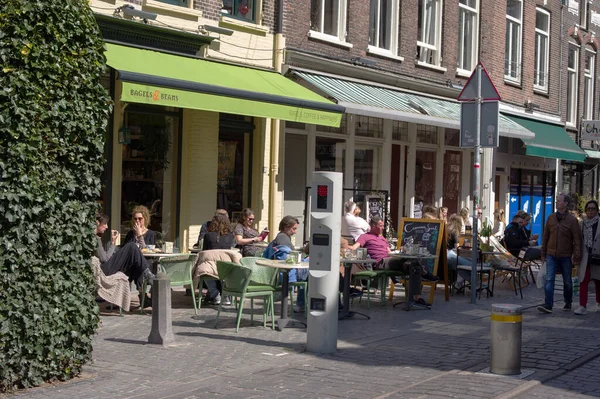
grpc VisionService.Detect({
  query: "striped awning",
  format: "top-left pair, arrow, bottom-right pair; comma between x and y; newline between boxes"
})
292,70 -> 534,140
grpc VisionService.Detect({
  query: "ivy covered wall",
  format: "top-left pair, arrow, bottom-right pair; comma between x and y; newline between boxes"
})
0,0 -> 111,391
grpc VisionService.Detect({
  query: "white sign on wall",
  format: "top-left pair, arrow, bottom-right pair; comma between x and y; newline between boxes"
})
582,120 -> 600,140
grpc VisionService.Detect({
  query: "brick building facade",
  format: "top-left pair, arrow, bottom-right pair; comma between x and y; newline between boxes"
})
280,0 -> 596,238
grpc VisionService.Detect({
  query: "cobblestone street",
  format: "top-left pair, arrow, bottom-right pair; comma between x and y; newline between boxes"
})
9,281 -> 600,399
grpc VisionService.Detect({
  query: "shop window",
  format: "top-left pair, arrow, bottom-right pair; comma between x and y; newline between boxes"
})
444,128 -> 460,147
316,113 -> 347,134
218,114 -> 254,216
355,116 -> 383,138
415,150 -> 436,205
443,150 -> 462,215
121,109 -> 179,242
354,145 -> 380,191
511,138 -> 526,156
392,120 -> 409,141
498,136 -> 509,153
315,137 -> 345,172
417,124 -> 438,144
222,0 -> 256,22
285,121 -> 306,130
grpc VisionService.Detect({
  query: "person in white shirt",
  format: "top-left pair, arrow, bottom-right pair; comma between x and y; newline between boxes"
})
341,201 -> 370,240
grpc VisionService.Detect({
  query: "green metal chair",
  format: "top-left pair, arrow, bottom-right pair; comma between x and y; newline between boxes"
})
240,257 -> 278,317
215,260 -> 276,332
141,254 -> 198,315
351,269 -> 380,309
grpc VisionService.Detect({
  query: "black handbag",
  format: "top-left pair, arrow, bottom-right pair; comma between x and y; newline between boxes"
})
590,255 -> 600,266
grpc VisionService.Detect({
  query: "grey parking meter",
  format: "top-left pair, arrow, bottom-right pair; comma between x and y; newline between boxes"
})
307,171 -> 342,354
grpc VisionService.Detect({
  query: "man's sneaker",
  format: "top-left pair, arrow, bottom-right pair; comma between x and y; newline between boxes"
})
563,303 -> 572,311
415,298 -> 430,306
574,305 -> 588,315
422,272 -> 440,282
209,294 -> 221,305
537,304 -> 552,313
222,296 -> 232,306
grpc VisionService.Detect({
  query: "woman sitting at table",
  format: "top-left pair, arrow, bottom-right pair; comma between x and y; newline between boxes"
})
94,213 -> 155,306
234,208 -> 268,257
264,215 -> 307,313
446,214 -> 472,288
124,205 -> 156,249
202,213 -> 235,306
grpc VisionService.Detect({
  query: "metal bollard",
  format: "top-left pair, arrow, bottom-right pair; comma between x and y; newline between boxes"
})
490,304 -> 522,375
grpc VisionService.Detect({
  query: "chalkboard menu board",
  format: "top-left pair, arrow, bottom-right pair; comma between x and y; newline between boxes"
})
365,194 -> 385,221
398,218 -> 445,275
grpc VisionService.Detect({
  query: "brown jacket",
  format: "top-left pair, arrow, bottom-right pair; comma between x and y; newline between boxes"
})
541,212 -> 582,264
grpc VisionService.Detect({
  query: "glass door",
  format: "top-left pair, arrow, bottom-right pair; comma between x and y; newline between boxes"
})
120,108 -> 179,242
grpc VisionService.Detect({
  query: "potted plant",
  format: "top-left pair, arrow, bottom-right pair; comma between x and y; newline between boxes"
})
479,219 -> 493,251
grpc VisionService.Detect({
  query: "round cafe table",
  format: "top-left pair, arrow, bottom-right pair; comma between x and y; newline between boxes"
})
142,251 -> 188,274
339,258 -> 377,320
256,259 -> 309,331
388,252 -> 438,311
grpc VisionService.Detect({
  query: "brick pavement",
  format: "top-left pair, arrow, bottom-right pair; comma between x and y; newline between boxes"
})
8,280 -> 600,399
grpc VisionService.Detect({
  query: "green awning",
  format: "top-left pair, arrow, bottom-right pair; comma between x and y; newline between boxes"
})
504,114 -> 587,162
292,70 -> 534,140
585,149 -> 600,159
104,44 -> 344,127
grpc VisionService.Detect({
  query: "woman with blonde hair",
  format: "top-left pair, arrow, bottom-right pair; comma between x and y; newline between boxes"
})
438,206 -> 448,223
124,205 -> 156,249
446,214 -> 471,287
459,207 -> 471,234
492,208 -> 506,239
422,204 -> 439,219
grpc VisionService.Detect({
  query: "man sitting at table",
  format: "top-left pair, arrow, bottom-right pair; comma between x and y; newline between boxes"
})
94,213 -> 155,306
504,214 -> 538,258
349,216 -> 439,307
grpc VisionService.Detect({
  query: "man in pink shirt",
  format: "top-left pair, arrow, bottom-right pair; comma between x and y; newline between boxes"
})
350,216 -> 438,307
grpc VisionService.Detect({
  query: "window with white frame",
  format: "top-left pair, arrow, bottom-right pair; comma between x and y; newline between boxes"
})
566,45 -> 579,125
417,0 -> 443,66
584,50 -> 595,120
581,0 -> 590,28
310,0 -> 348,40
534,8 -> 550,91
505,0 -> 522,82
369,0 -> 399,53
457,0 -> 478,73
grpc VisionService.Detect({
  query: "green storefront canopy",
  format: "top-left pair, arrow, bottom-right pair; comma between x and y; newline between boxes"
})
104,44 -> 344,127
504,114 -> 587,162
585,149 -> 600,159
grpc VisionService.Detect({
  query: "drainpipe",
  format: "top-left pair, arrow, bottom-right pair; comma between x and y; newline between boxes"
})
559,4 -> 564,117
269,0 -> 284,234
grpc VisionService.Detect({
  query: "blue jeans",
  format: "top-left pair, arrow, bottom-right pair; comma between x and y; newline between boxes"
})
544,255 -> 573,308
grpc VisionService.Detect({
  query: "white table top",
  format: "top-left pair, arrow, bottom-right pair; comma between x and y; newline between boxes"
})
256,259 -> 309,270
142,252 -> 189,258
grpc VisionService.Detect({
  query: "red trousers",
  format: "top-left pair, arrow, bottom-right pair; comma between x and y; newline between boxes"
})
579,264 -> 600,307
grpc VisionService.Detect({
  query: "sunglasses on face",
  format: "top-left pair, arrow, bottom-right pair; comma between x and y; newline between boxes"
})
248,217 -> 255,221
133,217 -> 144,221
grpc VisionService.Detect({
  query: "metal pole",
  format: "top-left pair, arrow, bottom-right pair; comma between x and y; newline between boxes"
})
471,65 -> 482,305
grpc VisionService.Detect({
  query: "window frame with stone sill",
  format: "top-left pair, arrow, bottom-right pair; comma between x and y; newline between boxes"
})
584,49 -> 595,120
221,0 -> 257,23
504,0 -> 523,83
309,0 -> 350,46
534,8 -> 550,93
457,0 -> 479,76
368,0 -> 400,56
581,0 -> 590,29
154,0 -> 191,8
417,0 -> 444,67
566,44 -> 579,126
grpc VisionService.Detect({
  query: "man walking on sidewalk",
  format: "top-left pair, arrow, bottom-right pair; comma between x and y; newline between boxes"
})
538,193 -> 582,313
